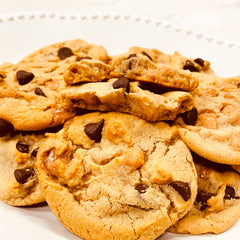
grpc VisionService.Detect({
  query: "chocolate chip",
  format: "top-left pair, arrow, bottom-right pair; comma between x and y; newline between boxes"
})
182,107 -> 198,126
14,168 -> 34,184
112,77 -> 130,93
16,70 -> 35,85
16,139 -> 29,153
34,87 -> 46,97
76,56 -> 92,61
84,119 -> 104,143
57,47 -> 74,60
127,54 -> 137,59
196,191 -> 215,204
170,181 -> 191,201
196,191 -> 215,210
31,147 -> 39,158
135,183 -> 148,194
141,51 -> 152,61
128,59 -> 135,70
0,74 -> 4,78
0,118 -> 14,137
183,60 -> 199,72
194,58 -> 204,67
224,186 -> 240,200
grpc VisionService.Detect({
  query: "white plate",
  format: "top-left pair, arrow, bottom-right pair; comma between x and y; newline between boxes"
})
0,11 -> 239,240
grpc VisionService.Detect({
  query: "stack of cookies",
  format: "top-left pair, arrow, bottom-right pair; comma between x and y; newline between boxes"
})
0,39 -> 239,240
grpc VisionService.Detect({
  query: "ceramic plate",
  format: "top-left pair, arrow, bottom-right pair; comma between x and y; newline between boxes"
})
0,12 -> 239,240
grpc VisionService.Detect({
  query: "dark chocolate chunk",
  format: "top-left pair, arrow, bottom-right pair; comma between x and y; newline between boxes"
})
57,47 -> 74,60
0,118 -> 14,137
224,186 -> 240,200
135,183 -> 148,194
183,60 -> 199,72
170,181 -> 191,201
194,58 -> 204,67
128,59 -> 135,70
196,191 -> 215,210
76,56 -> 92,61
16,139 -> 29,153
196,191 -> 215,204
31,147 -> 39,158
127,54 -> 137,59
141,51 -> 152,61
112,77 -> 130,93
182,107 -> 198,126
84,119 -> 105,143
14,168 -> 34,184
16,70 -> 35,85
34,87 -> 46,97
0,74 -> 4,78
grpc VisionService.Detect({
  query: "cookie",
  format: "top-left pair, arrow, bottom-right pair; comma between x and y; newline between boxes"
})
62,78 -> 194,121
19,39 -> 109,64
169,153 -> 240,234
110,49 -> 200,91
63,59 -> 112,85
127,47 -> 212,74
0,39 -> 110,131
176,76 -> 240,164
36,112 -> 197,240
0,127 -> 60,206
0,62 -> 75,130
63,46 -> 212,87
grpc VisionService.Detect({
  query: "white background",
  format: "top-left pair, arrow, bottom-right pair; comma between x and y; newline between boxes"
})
1,0 -> 240,44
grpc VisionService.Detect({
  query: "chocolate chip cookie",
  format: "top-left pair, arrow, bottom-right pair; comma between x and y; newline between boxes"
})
0,39 -> 110,131
0,62 -> 75,130
0,128 -> 50,206
19,39 -> 109,65
110,48 -> 201,91
36,112 -> 197,240
169,153 -> 240,234
176,76 -> 240,164
126,46 -> 212,74
62,78 -> 194,121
